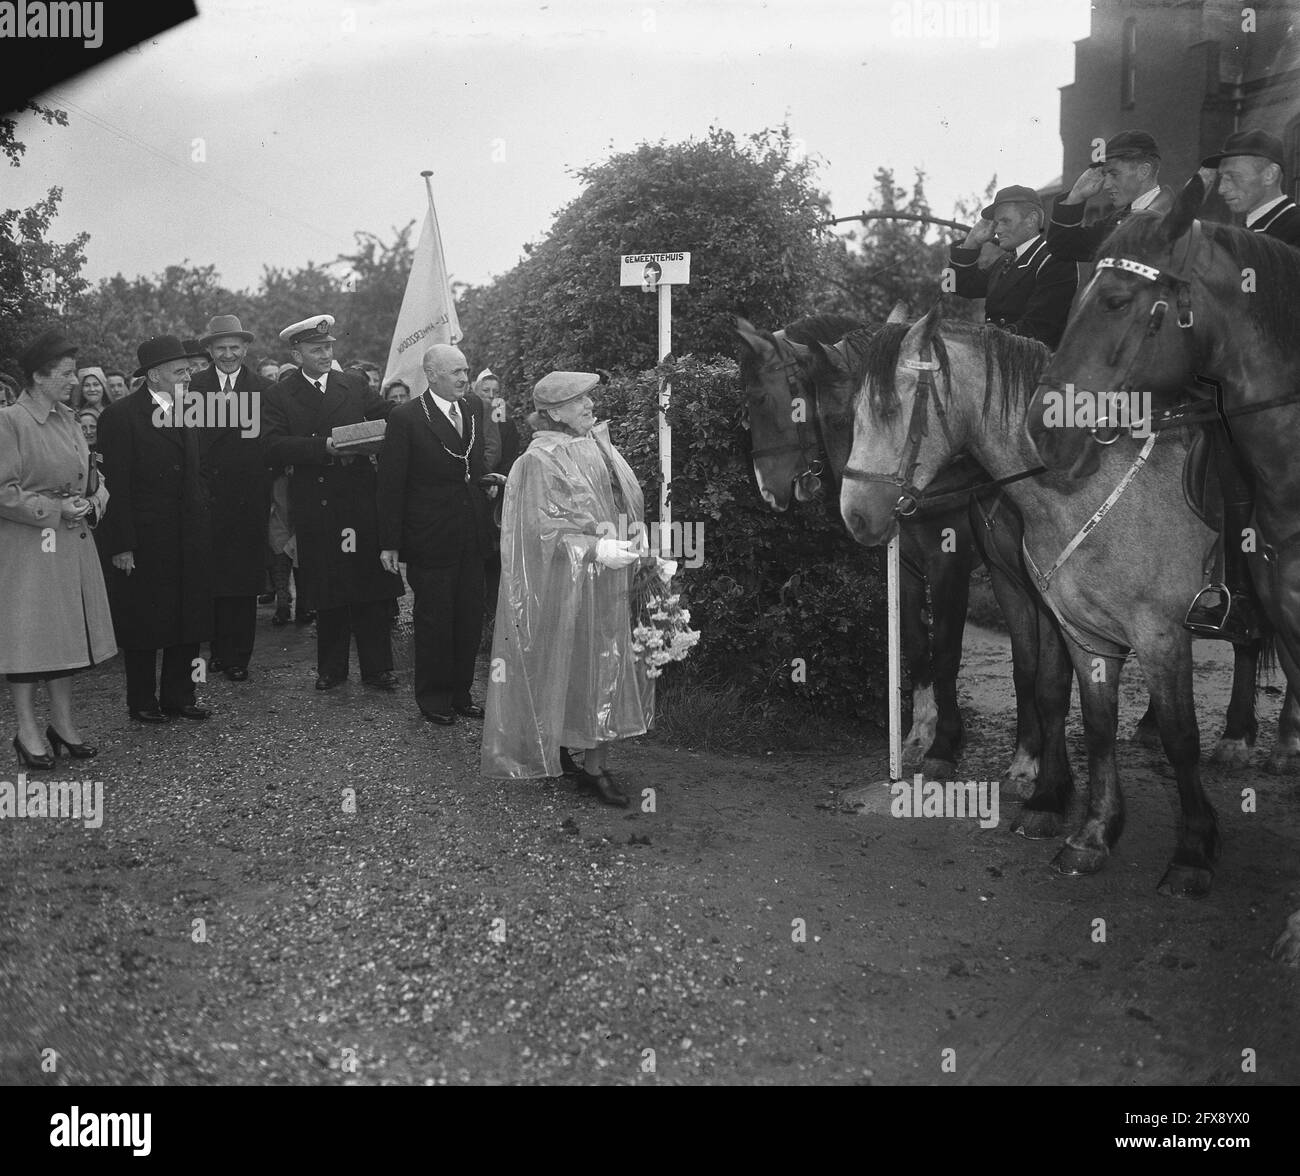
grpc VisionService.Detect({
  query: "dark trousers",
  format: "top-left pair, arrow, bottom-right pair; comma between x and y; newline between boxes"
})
211,596 -> 256,668
270,551 -> 313,616
407,550 -> 484,714
1215,427 -> 1256,597
123,645 -> 200,713
315,599 -> 393,680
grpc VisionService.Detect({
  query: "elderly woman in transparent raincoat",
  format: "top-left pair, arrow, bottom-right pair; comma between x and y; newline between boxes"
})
481,371 -> 656,806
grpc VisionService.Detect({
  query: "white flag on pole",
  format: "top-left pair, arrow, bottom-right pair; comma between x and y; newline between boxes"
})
382,176 -> 462,396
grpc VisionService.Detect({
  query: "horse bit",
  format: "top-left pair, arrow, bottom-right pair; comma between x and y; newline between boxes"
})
747,345 -> 828,495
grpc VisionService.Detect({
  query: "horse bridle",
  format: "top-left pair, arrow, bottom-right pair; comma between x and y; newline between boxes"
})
747,344 -> 828,493
840,338 -> 956,517
1069,219 -> 1203,445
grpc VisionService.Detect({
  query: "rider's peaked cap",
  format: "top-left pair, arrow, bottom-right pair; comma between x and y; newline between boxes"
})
982,185 -> 1044,219
1103,130 -> 1160,161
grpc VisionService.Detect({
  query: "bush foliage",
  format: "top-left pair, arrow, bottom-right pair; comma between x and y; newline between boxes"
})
599,356 -> 888,724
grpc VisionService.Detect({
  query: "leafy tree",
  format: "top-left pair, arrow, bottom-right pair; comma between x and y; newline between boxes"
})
332,222 -> 416,365
455,125 -> 834,396
0,102 -> 89,378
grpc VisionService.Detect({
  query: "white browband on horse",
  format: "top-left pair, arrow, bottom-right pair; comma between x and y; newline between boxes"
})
1096,257 -> 1162,282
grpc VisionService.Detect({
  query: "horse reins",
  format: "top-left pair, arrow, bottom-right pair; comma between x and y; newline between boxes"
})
747,347 -> 828,492
839,338 -> 1046,518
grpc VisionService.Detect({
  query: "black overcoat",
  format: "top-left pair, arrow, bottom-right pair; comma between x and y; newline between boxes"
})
261,369 -> 402,609
375,391 -> 493,566
190,363 -> 271,597
95,387 -> 213,648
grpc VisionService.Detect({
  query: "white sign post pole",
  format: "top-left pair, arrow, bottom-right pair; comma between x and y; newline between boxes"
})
658,281 -> 672,556
887,535 -> 903,782
620,252 -> 689,559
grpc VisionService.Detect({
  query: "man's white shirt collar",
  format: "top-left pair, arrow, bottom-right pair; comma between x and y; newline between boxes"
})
1012,234 -> 1040,260
1246,194 -> 1289,227
428,391 -> 462,422
1130,186 -> 1161,212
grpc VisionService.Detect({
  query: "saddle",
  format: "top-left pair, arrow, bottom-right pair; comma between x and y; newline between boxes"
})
1181,423 -> 1222,530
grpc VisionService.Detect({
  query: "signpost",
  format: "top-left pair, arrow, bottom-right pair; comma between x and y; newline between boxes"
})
887,536 -> 903,783
620,252 -> 691,556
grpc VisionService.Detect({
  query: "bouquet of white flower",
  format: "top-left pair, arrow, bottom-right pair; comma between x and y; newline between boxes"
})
629,556 -> 700,679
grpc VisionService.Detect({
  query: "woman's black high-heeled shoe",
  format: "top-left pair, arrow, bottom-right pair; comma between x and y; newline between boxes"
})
46,725 -> 98,759
13,734 -> 54,770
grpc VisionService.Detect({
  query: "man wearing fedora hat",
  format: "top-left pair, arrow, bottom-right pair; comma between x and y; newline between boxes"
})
263,314 -> 403,692
188,314 -> 272,681
1200,130 -> 1300,247
377,343 -> 493,724
96,335 -> 214,722
1182,131 -> 1299,645
948,184 -> 1078,349
1049,130 -> 1176,262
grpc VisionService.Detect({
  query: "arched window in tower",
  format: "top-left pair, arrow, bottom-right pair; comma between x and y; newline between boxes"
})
1120,17 -> 1137,110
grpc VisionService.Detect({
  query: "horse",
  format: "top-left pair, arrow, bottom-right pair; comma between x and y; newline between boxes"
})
1024,180 -> 1300,780
839,309 -> 1231,904
736,310 -> 1050,787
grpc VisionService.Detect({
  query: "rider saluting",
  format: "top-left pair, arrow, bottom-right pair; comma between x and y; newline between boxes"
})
1047,130 -> 1175,262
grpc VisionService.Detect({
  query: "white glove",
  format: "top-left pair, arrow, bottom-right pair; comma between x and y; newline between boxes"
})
595,538 -> 640,568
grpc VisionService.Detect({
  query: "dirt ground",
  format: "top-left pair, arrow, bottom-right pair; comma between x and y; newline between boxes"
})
1,610 -> 1297,1086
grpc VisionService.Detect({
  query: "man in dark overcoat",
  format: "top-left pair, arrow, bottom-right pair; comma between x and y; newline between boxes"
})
189,314 -> 270,681
377,344 -> 492,724
262,314 -> 402,691
96,335 -> 213,722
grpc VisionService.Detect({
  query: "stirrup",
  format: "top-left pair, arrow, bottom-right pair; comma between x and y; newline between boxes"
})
1185,582 -> 1242,636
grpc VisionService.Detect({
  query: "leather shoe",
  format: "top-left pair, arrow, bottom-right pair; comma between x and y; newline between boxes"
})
225,666 -> 249,682
295,610 -> 317,626
363,671 -> 399,692
208,657 -> 226,673
162,705 -> 210,721
315,675 -> 345,691
453,702 -> 485,719
560,746 -> 582,776
46,725 -> 98,759
257,593 -> 276,605
130,708 -> 172,724
575,769 -> 629,807
420,708 -> 455,725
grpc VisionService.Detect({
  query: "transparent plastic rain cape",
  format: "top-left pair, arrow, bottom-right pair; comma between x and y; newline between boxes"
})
480,422 -> 654,779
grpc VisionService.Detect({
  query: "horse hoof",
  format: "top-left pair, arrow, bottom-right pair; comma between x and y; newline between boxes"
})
1129,722 -> 1162,751
920,757 -> 958,781
1270,910 -> 1300,967
1006,749 -> 1039,782
1156,862 -> 1214,899
1011,808 -> 1065,840
1210,736 -> 1253,767
1265,747 -> 1300,775
1052,841 -> 1109,876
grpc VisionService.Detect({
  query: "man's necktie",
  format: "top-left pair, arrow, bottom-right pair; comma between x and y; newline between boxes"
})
449,401 -> 463,437
313,378 -> 324,395
223,376 -> 234,394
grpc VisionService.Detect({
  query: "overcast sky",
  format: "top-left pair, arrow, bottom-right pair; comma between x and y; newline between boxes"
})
9,0 -> 1093,294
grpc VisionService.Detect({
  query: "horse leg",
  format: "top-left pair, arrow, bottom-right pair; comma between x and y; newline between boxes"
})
972,495 -> 1041,789
898,528 -> 934,766
1010,605 -> 1076,839
1265,682 -> 1300,775
1053,645 -> 1126,877
1211,637 -> 1261,766
1131,696 -> 1163,749
919,511 -> 973,779
1131,630 -> 1220,897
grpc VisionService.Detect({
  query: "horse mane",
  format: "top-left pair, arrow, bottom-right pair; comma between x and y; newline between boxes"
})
1103,213 -> 1300,349
853,319 -> 1048,422
737,313 -> 864,384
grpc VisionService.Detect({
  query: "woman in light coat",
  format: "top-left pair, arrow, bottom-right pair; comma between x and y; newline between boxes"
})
0,329 -> 117,766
